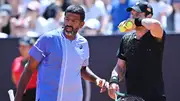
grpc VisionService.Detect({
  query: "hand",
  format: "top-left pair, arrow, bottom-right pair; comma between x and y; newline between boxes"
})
14,96 -> 22,101
14,91 -> 24,101
108,83 -> 119,99
96,78 -> 109,93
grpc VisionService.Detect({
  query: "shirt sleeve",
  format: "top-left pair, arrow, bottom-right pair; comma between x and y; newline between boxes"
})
29,34 -> 49,62
82,41 -> 90,66
82,59 -> 89,67
116,37 -> 126,61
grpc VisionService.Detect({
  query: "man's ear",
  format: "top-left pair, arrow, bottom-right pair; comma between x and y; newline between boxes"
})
80,21 -> 85,28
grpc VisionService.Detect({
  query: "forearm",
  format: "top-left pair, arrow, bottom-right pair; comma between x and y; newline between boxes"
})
141,18 -> 161,30
15,64 -> 33,99
111,64 -> 126,82
81,66 -> 100,83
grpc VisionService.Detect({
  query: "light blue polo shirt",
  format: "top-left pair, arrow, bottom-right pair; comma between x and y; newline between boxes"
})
29,28 -> 89,101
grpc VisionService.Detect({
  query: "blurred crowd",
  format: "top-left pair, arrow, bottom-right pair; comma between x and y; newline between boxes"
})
0,0 -> 179,38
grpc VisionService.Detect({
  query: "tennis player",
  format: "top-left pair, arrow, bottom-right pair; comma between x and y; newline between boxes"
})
108,1 -> 166,101
12,37 -> 37,101
15,5 -> 107,101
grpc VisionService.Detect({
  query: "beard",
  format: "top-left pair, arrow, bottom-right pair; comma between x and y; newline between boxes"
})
63,25 -> 77,36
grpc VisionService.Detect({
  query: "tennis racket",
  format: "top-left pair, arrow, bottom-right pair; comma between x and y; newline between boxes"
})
115,91 -> 145,101
8,89 -> 15,101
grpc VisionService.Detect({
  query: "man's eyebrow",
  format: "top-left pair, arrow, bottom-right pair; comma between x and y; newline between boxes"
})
66,18 -> 80,21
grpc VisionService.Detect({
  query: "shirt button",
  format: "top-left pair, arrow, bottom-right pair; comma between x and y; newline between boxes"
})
147,49 -> 151,51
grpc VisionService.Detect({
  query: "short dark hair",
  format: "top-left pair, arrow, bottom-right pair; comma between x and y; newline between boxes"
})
43,3 -> 62,19
19,36 -> 35,46
65,5 -> 85,21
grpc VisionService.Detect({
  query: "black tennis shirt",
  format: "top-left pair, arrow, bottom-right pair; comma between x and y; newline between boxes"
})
117,30 -> 166,99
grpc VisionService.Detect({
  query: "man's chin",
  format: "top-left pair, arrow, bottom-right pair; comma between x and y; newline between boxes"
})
65,30 -> 77,36
65,32 -> 76,38
65,32 -> 72,35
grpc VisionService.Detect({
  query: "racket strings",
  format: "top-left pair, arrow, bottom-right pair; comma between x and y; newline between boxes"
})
118,96 -> 144,101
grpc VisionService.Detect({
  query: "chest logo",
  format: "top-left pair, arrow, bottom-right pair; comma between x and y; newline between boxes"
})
79,45 -> 83,49
77,44 -> 83,49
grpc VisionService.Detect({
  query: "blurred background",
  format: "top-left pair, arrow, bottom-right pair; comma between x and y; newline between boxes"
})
0,0 -> 179,38
0,0 -> 180,101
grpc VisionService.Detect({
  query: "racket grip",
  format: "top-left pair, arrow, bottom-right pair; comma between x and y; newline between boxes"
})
115,94 -> 118,101
116,91 -> 126,96
8,89 -> 15,101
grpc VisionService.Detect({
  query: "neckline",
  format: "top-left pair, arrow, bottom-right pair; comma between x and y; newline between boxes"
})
133,30 -> 150,41
62,31 -> 79,43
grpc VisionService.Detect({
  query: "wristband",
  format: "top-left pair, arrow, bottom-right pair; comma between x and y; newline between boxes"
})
109,76 -> 119,85
134,18 -> 143,26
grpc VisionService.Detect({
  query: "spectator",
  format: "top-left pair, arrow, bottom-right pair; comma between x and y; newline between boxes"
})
102,0 -> 112,14
0,10 -> 9,37
149,0 -> 173,30
82,0 -> 108,34
72,0 -> 83,5
56,0 -> 72,11
43,3 -> 64,31
172,0 -> 180,33
10,17 -> 38,37
0,32 -> 8,38
43,3 -> 59,20
38,0 -> 53,15
82,18 -> 101,36
109,0 -> 130,33
12,36 -> 37,101
19,0 -> 52,16
0,4 -> 12,35
5,0 -> 24,17
24,0 -> 48,35
101,0 -> 114,35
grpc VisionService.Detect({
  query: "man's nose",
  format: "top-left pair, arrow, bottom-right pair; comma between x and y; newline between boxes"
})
66,20 -> 73,25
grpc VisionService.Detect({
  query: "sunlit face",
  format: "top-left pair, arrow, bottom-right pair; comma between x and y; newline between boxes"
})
173,2 -> 180,12
25,9 -> 38,21
55,9 -> 63,20
84,0 -> 94,7
19,45 -> 31,58
7,0 -> 20,9
0,14 -> 10,27
64,12 -> 84,36
130,9 -> 146,19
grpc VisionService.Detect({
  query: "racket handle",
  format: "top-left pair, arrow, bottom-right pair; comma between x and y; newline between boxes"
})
8,89 -> 15,101
116,91 -> 126,96
115,93 -> 117,101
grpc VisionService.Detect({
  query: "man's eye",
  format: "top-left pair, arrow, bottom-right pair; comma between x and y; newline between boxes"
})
72,20 -> 76,23
74,20 -> 79,23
